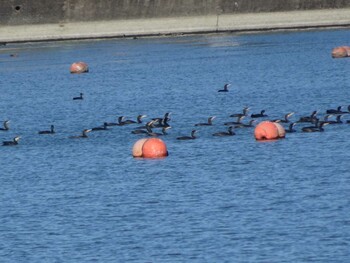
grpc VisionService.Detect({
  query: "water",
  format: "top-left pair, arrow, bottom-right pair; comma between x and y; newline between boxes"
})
0,29 -> 350,262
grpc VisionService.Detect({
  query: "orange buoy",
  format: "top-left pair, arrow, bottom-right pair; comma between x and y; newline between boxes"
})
254,121 -> 279,141
70,62 -> 89,73
132,138 -> 148,158
273,122 -> 286,138
345,46 -> 350,56
132,138 -> 168,158
331,46 -> 349,58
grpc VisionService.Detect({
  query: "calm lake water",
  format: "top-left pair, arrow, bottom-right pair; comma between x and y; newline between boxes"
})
0,29 -> 350,262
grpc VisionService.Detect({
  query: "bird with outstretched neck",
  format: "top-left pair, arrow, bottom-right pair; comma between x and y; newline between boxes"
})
212,126 -> 235,136
177,130 -> 198,140
38,125 -> 55,134
0,120 -> 10,131
218,83 -> 230,92
73,93 -> 83,100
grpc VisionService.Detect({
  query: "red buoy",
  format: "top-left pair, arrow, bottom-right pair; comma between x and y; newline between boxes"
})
331,46 -> 350,58
132,138 -> 168,158
254,121 -> 279,141
70,62 -> 89,73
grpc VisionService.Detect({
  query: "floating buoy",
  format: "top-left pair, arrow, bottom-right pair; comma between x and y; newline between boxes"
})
331,46 -> 350,58
254,121 -> 279,141
273,122 -> 286,138
70,62 -> 89,73
132,138 -> 168,158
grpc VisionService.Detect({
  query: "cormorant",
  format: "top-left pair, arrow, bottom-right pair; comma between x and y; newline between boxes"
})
230,107 -> 250,118
2,136 -> 20,146
0,120 -> 10,131
73,93 -> 83,100
69,129 -> 92,138
195,116 -> 216,126
218,83 -> 230,92
251,110 -> 268,118
38,125 -> 55,134
91,122 -> 109,131
177,130 -> 198,140
212,126 -> 235,136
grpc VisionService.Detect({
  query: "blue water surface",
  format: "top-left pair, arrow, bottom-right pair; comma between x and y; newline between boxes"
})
0,29 -> 350,262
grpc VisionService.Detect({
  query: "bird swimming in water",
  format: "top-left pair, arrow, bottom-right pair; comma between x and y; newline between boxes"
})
38,125 -> 55,134
302,121 -> 328,132
73,93 -> 84,100
122,115 -> 147,125
195,116 -> 216,126
106,116 -> 125,126
69,129 -> 92,138
298,110 -> 318,123
224,116 -> 245,126
132,120 -> 156,132
326,106 -> 346,114
152,112 -> 171,127
176,130 -> 198,140
91,122 -> 109,131
273,112 -> 294,123
218,83 -> 230,92
251,110 -> 268,118
230,107 -> 250,118
147,127 -> 171,136
285,122 -> 297,133
2,136 -> 20,146
324,114 -> 343,124
212,126 -> 235,136
0,120 -> 10,131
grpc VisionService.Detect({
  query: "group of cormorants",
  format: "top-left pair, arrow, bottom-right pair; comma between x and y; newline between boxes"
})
2,86 -> 350,146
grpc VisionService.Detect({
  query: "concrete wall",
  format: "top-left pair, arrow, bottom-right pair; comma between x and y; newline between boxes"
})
1,0 -> 350,26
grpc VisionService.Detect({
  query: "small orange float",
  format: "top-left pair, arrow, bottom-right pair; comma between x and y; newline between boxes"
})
254,121 -> 279,141
273,122 -> 286,138
70,62 -> 89,73
132,138 -> 168,158
331,46 -> 350,58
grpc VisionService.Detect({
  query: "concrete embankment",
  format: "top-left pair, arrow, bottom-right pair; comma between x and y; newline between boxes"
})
1,0 -> 350,43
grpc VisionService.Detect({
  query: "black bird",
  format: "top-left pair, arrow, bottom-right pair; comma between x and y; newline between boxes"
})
0,120 -> 10,131
177,130 -> 198,140
251,110 -> 268,118
133,120 -> 156,132
73,93 -> 83,100
38,125 -> 55,134
273,112 -> 294,123
2,136 -> 20,146
132,124 -> 154,134
106,116 -> 125,126
195,116 -> 216,126
326,106 -> 345,114
122,115 -> 147,125
298,110 -> 319,123
224,116 -> 245,126
69,129 -> 92,138
91,122 -> 109,131
324,114 -> 343,124
212,126 -> 235,136
230,107 -> 250,118
302,121 -> 328,132
147,127 -> 171,136
152,112 -> 171,127
285,122 -> 297,133
218,83 -> 230,92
